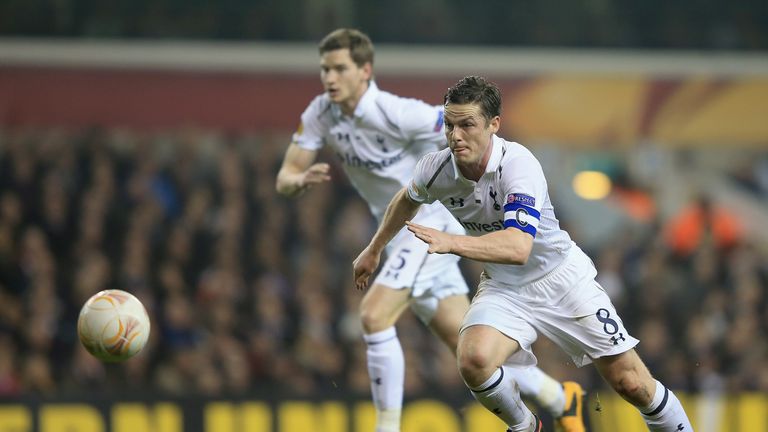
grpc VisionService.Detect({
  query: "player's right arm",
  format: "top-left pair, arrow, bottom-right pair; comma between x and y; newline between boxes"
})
353,187 -> 422,290
276,99 -> 332,198
275,144 -> 330,198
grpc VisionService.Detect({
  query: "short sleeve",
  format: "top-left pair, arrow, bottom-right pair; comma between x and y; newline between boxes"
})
500,155 -> 547,237
291,98 -> 327,151
398,100 -> 446,147
407,156 -> 437,204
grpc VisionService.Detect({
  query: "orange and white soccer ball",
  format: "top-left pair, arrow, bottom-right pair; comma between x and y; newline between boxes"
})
77,290 -> 150,362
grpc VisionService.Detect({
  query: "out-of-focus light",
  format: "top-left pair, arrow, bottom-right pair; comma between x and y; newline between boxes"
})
572,170 -> 612,200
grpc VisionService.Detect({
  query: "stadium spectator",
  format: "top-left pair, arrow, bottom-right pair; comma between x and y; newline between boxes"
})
664,194 -> 744,257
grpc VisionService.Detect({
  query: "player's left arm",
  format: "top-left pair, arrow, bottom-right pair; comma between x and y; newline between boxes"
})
408,152 -> 545,265
406,223 -> 533,264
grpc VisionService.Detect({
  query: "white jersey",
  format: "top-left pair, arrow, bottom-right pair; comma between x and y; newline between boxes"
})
408,135 -> 573,285
292,81 -> 450,222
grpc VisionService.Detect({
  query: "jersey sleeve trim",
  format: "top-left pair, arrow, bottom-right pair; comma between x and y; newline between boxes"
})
426,155 -> 452,189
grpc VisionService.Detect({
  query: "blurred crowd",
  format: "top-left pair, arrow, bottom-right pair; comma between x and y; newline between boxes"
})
0,126 -> 766,401
1,0 -> 766,50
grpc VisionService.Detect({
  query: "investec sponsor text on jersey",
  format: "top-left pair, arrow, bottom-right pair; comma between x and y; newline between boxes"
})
336,150 -> 406,170
456,218 -> 505,232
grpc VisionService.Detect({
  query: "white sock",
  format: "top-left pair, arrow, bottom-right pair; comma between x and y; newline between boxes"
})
469,367 -> 536,432
364,327 -> 404,432
640,380 -> 694,432
506,366 -> 566,417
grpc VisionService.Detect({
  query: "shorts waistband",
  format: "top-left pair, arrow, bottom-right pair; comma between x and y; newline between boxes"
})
479,245 -> 595,302
480,244 -> 574,288
526,246 -> 575,287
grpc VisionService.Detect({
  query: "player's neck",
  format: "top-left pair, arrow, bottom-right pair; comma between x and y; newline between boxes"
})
458,139 -> 493,182
458,162 -> 485,182
339,82 -> 370,117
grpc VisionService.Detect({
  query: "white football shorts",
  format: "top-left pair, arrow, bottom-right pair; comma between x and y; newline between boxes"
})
374,204 -> 469,323
461,245 -> 639,367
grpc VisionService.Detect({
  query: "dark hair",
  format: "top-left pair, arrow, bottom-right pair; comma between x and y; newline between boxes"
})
318,28 -> 374,67
444,76 -> 502,121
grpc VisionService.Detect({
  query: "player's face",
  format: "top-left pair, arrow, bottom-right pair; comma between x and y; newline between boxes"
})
320,49 -> 372,113
444,102 -> 500,166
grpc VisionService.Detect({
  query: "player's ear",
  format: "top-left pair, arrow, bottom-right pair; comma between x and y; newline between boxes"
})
362,62 -> 373,80
488,115 -> 501,133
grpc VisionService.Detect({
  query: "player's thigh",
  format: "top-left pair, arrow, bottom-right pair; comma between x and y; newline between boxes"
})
458,324 -> 522,369
534,279 -> 639,368
374,227 -> 431,292
359,283 -> 413,332
413,261 -> 470,340
427,294 -> 470,354
460,278 -> 539,368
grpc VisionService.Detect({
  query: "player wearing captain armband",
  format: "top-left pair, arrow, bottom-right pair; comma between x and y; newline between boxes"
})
277,29 -> 587,432
354,76 -> 693,432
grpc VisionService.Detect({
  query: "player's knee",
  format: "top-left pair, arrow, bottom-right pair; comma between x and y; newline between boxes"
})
457,347 -> 496,385
359,307 -> 390,334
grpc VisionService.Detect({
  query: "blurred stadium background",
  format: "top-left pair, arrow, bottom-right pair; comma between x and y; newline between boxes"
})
0,1 -> 767,431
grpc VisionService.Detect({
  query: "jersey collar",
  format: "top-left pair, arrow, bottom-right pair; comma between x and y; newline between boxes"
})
330,81 -> 379,120
354,80 -> 379,117
451,134 -> 503,182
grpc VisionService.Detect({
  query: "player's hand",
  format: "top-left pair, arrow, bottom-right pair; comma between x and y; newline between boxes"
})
406,221 -> 455,254
300,163 -> 331,190
353,246 -> 381,290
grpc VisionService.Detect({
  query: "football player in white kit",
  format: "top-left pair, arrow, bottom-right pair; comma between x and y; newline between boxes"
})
277,29 -> 585,432
354,76 -> 694,432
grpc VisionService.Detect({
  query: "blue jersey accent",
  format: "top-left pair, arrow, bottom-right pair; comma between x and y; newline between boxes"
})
433,110 -> 444,132
504,202 -> 541,219
504,218 -> 537,236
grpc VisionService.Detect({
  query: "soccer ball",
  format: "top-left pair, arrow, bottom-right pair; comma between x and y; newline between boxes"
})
77,290 -> 150,362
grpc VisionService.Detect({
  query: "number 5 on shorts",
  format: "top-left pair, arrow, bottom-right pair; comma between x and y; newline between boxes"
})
384,249 -> 411,280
